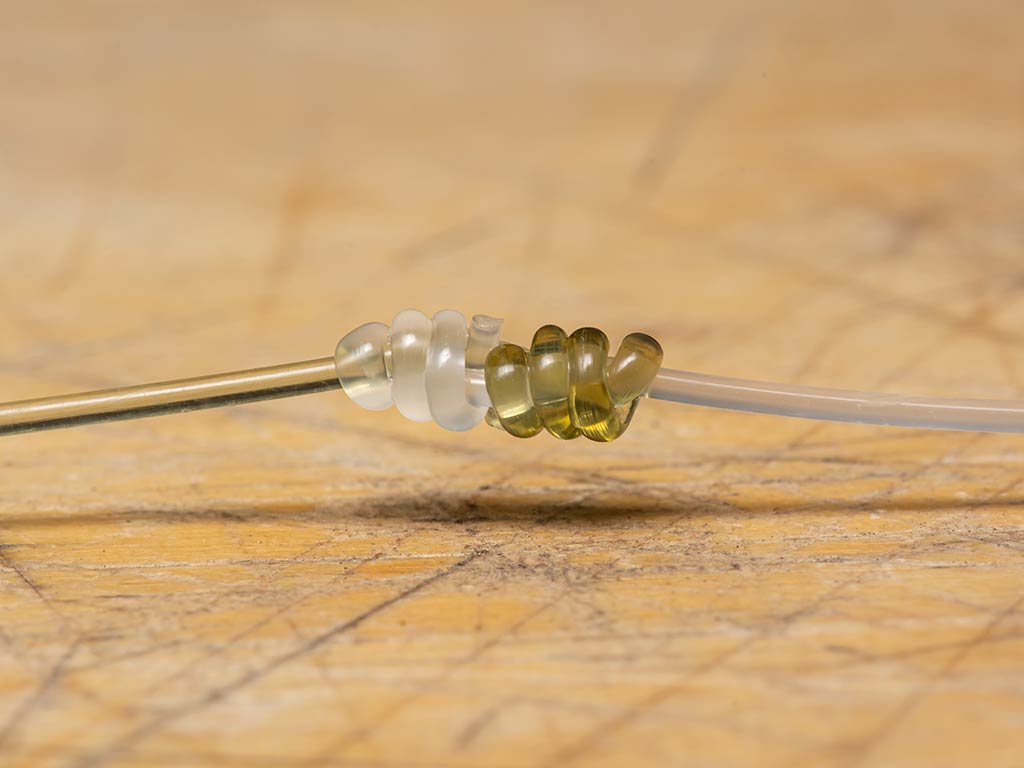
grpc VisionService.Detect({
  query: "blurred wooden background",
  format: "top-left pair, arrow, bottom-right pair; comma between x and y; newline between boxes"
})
1,1 -> 1023,766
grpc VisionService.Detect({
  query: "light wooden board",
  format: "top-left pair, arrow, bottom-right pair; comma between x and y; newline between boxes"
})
1,2 -> 1023,766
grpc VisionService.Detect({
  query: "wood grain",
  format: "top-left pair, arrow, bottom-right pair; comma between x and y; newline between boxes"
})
1,1 -> 1023,766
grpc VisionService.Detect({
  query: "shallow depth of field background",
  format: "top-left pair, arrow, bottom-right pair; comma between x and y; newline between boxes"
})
1,2 -> 1022,767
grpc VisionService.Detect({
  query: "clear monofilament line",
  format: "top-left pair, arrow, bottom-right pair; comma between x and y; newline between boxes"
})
648,368 -> 1024,433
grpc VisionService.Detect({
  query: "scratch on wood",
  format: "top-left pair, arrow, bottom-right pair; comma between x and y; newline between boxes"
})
312,596 -> 555,764
456,698 -> 516,750
393,217 -> 490,266
840,593 -> 1024,767
543,476 -> 1017,768
73,550 -> 488,768
0,641 -> 79,753
0,547 -> 49,606
140,545 -> 394,696
258,171 -> 323,317
632,23 -> 750,193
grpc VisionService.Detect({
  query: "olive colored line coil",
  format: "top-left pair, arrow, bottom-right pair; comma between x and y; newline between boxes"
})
484,326 -> 664,442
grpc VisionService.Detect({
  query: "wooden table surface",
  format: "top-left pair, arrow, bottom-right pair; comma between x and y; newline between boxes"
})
2,2 -> 1023,766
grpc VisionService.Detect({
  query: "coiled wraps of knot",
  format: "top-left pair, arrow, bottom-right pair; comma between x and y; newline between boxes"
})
484,326 -> 663,442
334,309 -> 502,432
